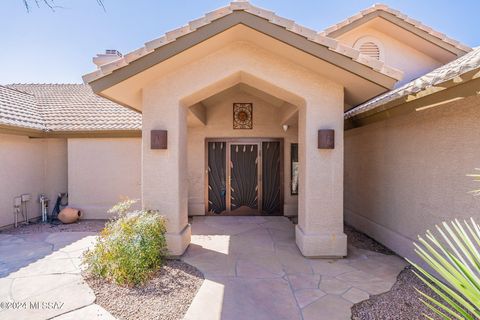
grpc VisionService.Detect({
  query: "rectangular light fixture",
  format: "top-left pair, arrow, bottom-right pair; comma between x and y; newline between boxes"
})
151,130 -> 168,149
318,129 -> 334,149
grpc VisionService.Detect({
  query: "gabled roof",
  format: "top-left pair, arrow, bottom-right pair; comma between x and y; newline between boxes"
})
345,46 -> 480,120
83,1 -> 403,88
0,85 -> 45,131
1,84 -> 141,135
323,4 -> 471,57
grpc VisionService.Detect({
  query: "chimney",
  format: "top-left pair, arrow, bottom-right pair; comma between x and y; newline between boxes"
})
92,49 -> 122,68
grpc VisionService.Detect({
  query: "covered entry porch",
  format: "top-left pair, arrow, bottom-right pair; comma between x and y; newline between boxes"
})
84,3 -> 401,257
187,82 -> 299,217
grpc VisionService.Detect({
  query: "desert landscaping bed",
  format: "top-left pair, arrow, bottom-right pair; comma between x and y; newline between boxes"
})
84,260 -> 204,320
0,219 -> 106,234
351,266 -> 439,320
346,225 -> 438,320
344,224 -> 394,255
2,219 -> 204,320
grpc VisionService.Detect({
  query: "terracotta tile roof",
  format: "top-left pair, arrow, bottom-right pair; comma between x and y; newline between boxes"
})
83,1 -> 404,84
0,85 -> 45,130
345,47 -> 480,119
322,4 -> 471,54
3,84 -> 141,132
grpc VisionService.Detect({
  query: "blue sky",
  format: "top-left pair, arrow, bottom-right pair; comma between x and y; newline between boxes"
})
1,0 -> 479,84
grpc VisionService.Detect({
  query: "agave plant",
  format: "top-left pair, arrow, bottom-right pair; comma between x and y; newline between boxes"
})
467,169 -> 480,196
408,219 -> 480,319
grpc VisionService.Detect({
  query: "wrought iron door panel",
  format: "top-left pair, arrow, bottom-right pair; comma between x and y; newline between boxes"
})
230,144 -> 258,212
262,141 -> 282,214
207,142 -> 226,214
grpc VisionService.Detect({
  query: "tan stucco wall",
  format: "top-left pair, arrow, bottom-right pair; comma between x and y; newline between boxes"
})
337,26 -> 442,87
68,138 -> 141,219
187,89 -> 298,216
345,95 -> 480,261
0,134 -> 67,228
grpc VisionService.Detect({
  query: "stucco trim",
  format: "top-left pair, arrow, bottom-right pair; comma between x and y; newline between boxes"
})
345,75 -> 480,129
0,124 -> 44,137
86,10 -> 400,94
0,124 -> 142,138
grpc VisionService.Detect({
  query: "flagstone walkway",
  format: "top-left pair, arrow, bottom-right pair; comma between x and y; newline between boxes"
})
183,216 -> 408,320
0,217 -> 408,320
0,231 -> 114,319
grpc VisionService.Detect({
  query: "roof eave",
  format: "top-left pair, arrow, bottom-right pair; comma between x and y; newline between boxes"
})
0,124 -> 142,138
85,9 -> 402,98
345,69 -> 480,129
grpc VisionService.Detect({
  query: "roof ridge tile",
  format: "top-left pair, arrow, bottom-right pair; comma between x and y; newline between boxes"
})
83,1 -> 404,84
324,3 -> 471,54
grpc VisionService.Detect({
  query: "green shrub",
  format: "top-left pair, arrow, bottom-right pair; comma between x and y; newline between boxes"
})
409,219 -> 480,319
83,202 -> 167,286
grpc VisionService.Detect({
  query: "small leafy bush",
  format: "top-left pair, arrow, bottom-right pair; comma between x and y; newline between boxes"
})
83,201 -> 167,286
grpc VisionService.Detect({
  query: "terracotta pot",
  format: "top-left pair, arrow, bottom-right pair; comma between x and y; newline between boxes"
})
58,208 -> 81,224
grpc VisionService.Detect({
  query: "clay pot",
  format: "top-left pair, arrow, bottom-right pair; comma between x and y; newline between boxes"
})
58,208 -> 81,224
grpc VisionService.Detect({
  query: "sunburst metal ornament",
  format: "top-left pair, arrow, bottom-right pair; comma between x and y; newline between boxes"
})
233,103 -> 253,129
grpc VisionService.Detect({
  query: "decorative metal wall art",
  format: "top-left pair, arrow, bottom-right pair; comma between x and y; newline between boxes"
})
233,103 -> 253,129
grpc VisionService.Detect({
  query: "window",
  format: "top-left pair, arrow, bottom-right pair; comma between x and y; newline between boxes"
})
291,143 -> 298,195
354,36 -> 384,61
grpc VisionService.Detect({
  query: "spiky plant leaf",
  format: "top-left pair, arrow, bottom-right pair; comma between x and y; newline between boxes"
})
410,219 -> 480,319
467,169 -> 480,196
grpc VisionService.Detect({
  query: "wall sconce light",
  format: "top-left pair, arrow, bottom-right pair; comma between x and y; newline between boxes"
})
151,130 -> 168,149
318,129 -> 334,149
282,124 -> 289,132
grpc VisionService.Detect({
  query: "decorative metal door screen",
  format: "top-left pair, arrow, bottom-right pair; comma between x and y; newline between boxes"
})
206,139 -> 283,215
207,142 -> 226,214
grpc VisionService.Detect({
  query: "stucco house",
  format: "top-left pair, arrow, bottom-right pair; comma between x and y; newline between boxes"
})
1,2 -> 479,260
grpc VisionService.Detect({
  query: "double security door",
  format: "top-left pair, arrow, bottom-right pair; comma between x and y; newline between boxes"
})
206,139 -> 283,215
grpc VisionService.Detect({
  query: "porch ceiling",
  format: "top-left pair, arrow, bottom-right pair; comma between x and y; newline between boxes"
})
84,4 -> 404,111
187,83 -> 298,127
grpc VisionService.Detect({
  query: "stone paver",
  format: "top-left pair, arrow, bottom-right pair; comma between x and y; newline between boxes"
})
342,287 -> 370,303
184,216 -> 408,320
52,304 -> 115,319
0,231 -> 115,320
302,294 -> 353,320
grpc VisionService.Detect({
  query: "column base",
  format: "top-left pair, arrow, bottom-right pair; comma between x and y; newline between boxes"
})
295,225 -> 347,258
166,223 -> 191,257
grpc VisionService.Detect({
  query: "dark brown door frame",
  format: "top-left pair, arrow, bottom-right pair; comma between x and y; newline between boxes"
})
205,138 -> 284,216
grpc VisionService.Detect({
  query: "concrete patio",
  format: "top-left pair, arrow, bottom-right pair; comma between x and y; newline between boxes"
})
0,231 -> 114,319
0,217 -> 407,320
184,216 -> 408,320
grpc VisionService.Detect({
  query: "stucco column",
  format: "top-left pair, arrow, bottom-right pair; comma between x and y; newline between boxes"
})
142,89 -> 191,256
295,93 -> 347,257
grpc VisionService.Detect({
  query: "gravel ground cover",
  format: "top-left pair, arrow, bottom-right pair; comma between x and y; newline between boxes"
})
1,219 -> 106,234
347,226 -> 440,320
351,266 -> 439,320
345,224 -> 394,255
84,260 -> 204,320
